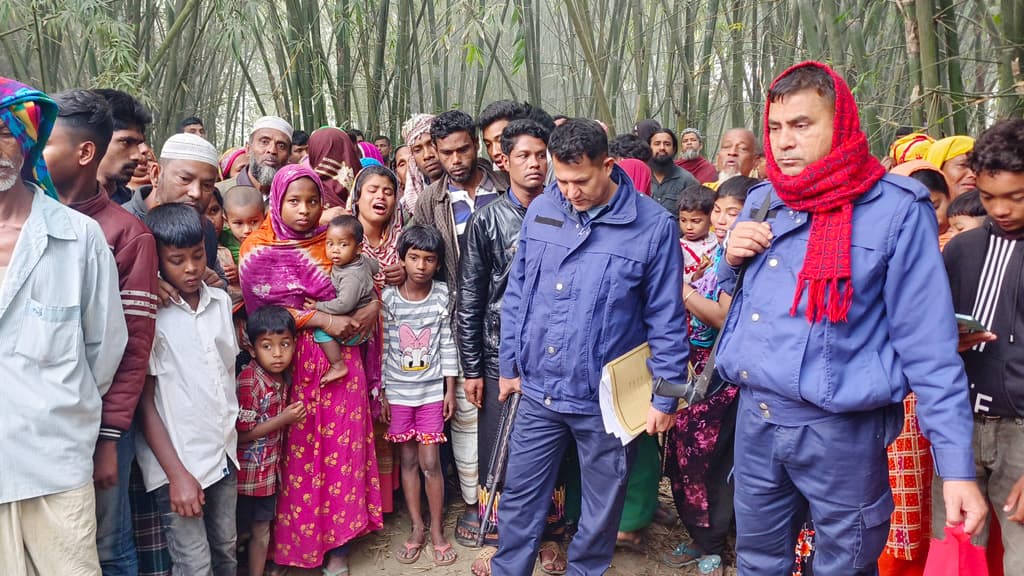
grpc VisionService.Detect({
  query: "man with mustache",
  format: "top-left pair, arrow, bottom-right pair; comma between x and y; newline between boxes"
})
0,76 -> 128,576
124,133 -> 227,294
216,116 -> 293,203
718,61 -> 985,573
94,89 -> 152,205
401,113 -> 444,213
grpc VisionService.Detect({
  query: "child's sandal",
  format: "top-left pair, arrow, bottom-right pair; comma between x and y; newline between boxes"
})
432,542 -> 458,566
394,540 -> 424,564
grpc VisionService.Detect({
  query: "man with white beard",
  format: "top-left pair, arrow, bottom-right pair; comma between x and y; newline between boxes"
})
674,127 -> 718,183
216,116 -> 292,203
714,128 -> 758,184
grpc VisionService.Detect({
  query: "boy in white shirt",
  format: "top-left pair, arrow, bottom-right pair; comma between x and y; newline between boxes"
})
136,203 -> 240,576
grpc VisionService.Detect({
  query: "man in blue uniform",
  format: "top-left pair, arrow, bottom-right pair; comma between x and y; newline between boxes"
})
493,118 -> 689,575
718,61 -> 987,573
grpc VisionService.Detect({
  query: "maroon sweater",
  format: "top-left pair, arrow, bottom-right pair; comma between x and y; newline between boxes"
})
674,156 -> 718,184
71,190 -> 159,440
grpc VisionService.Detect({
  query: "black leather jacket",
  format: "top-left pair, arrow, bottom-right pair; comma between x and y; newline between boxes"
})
457,192 -> 527,379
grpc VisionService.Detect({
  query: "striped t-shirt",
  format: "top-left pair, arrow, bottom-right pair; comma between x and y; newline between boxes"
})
382,281 -> 460,407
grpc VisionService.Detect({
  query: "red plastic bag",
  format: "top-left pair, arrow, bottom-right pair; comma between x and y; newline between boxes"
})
923,525 -> 989,576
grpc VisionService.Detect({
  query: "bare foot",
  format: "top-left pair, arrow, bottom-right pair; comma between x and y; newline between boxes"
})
320,362 -> 349,385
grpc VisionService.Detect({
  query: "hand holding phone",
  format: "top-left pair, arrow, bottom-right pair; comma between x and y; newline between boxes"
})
955,313 -> 987,333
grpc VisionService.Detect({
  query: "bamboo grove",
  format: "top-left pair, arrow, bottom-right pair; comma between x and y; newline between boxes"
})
1,0 -> 1021,155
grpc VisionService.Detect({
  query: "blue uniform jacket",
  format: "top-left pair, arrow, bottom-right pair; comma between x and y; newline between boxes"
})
716,175 -> 974,480
499,165 -> 688,415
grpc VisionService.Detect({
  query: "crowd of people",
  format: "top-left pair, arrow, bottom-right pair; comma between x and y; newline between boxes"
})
0,59 -> 1023,576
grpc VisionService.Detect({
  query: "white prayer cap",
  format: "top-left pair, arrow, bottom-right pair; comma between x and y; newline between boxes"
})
249,116 -> 293,141
159,133 -> 219,168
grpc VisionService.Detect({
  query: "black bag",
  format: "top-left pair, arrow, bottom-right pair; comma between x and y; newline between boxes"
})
653,190 -> 773,406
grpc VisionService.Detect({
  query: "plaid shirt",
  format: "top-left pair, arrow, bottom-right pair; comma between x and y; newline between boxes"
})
236,361 -> 286,497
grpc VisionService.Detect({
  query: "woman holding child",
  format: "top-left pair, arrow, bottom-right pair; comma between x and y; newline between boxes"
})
239,164 -> 383,575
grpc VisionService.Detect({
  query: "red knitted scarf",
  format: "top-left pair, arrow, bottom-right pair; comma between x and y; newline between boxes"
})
764,62 -> 885,323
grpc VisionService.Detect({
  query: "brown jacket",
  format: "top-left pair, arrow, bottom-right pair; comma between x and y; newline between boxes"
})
70,190 -> 159,438
411,159 -> 509,295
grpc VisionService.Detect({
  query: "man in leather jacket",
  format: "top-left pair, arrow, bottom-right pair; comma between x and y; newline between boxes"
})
457,120 -> 562,569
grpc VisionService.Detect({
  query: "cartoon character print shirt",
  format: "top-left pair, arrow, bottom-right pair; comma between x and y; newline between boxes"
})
382,281 -> 460,407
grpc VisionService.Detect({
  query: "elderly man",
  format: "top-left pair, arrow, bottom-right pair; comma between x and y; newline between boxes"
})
0,77 -> 128,575
216,115 -> 292,200
492,119 -> 687,575
714,128 -> 757,183
675,128 -> 718,183
718,61 -> 985,574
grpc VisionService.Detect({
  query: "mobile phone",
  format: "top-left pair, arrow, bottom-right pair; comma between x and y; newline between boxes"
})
955,313 -> 988,333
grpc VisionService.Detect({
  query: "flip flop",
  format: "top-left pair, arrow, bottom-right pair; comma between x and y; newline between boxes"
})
432,542 -> 458,566
394,540 -> 424,564
661,541 -> 701,568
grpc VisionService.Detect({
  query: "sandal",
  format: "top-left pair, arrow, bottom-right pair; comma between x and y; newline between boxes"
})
538,541 -> 567,575
661,541 -> 701,568
697,554 -> 723,575
471,546 -> 497,576
432,542 -> 458,566
394,539 -> 424,565
615,531 -> 646,553
455,512 -> 482,547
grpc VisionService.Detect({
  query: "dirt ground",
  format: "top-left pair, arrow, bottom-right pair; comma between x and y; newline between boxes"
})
277,480 -> 738,576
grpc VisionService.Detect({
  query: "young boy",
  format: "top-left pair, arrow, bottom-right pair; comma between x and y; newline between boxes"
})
678,184 -> 718,283
940,118 -> 1024,570
206,189 -> 243,305
221,184 -> 265,366
236,305 -> 306,576
382,225 -> 459,567
221,184 -> 265,263
304,215 -> 379,383
136,203 -> 241,575
946,189 -> 986,239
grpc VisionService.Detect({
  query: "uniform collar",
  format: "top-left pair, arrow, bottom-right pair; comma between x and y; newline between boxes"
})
548,163 -> 638,225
